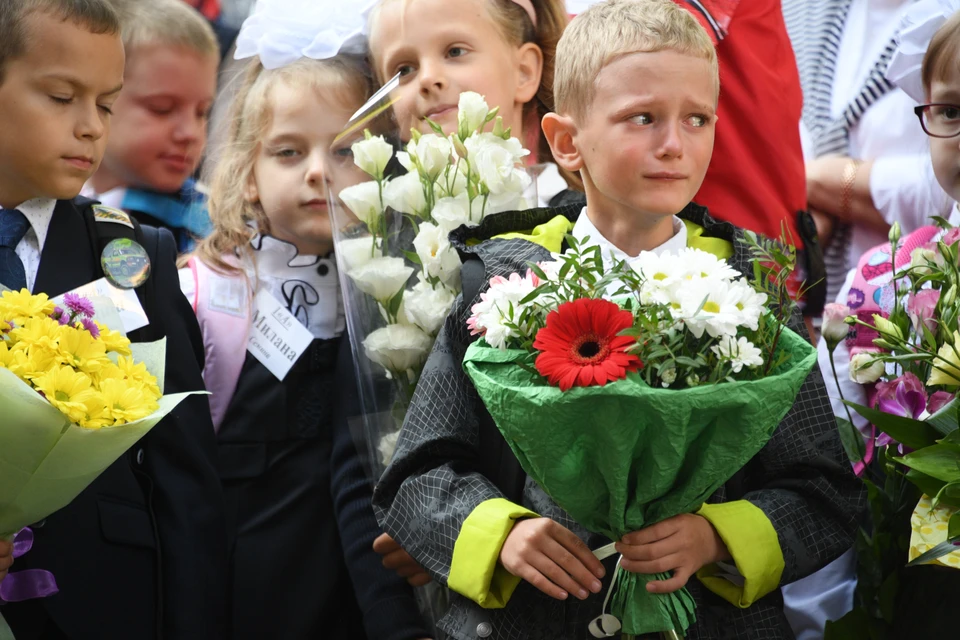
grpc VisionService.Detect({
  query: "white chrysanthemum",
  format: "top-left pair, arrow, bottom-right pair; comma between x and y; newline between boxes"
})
633,251 -> 683,305
675,248 -> 740,282
711,335 -> 764,373
469,273 -> 539,349
728,281 -> 768,331
677,279 -> 744,338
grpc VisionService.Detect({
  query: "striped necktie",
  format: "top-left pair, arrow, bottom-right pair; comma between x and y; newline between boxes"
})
0,208 -> 31,291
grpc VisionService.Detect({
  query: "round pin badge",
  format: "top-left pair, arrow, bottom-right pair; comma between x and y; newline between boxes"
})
100,238 -> 151,289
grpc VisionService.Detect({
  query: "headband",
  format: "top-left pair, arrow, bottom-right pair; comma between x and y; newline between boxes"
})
235,0 -> 378,70
512,0 -> 538,27
886,0 -> 960,103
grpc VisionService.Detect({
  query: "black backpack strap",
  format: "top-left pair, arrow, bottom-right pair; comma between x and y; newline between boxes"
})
77,198 -> 160,341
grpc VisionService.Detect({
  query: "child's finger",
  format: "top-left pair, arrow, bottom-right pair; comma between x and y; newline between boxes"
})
621,518 -> 679,546
543,542 -> 603,595
615,535 -> 680,562
515,562 -> 571,601
530,552 -> 591,600
645,567 -> 693,594
620,552 -> 682,576
553,524 -> 606,580
381,548 -> 419,570
372,533 -> 401,555
407,572 -> 433,587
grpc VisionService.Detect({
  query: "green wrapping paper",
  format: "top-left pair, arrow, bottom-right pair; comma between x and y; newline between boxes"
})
463,326 -> 817,636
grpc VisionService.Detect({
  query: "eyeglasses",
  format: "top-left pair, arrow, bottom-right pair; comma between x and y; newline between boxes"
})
915,104 -> 960,138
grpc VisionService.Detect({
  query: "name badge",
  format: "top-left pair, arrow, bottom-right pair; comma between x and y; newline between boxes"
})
56,278 -> 149,334
247,290 -> 313,381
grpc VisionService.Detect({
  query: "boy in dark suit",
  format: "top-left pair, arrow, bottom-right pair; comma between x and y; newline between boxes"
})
0,1 -> 227,638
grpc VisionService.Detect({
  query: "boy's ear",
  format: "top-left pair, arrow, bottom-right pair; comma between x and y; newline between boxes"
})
515,43 -> 544,105
541,112 -> 583,173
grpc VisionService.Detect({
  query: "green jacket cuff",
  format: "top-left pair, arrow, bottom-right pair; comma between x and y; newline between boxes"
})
448,498 -> 538,609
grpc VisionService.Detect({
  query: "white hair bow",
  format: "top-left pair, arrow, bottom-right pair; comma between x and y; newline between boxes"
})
235,0 -> 379,70
886,0 -> 960,103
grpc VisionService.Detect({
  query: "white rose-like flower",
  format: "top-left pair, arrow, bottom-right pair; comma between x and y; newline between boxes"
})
431,192 -> 475,232
336,236 -> 380,273
383,172 -> 428,217
821,302 -> 852,347
352,135 -> 394,179
407,134 -> 453,180
339,180 -> 384,227
711,335 -> 764,373
436,164 -> 469,198
413,222 -> 462,287
363,324 -> 433,376
457,92 -> 490,134
404,280 -> 456,334
850,352 -> 885,384
378,429 -> 401,467
348,256 -> 413,303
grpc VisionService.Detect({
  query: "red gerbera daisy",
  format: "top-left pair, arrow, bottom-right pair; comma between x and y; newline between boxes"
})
533,298 -> 642,391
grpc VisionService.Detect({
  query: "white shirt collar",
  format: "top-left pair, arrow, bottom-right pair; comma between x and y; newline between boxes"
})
81,182 -> 126,211
4,198 -> 57,253
571,207 -> 687,265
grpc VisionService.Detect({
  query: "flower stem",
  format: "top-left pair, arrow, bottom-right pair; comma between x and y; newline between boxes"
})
828,347 -> 858,428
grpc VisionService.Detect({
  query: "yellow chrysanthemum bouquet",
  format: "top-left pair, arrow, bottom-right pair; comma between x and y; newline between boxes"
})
0,288 -> 198,538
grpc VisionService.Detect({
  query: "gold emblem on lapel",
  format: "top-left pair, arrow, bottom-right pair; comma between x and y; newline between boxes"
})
92,205 -> 134,229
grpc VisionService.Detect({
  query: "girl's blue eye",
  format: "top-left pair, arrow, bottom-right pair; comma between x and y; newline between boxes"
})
275,149 -> 299,158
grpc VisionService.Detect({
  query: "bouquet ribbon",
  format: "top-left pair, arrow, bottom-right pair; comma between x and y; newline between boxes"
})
0,528 -> 58,603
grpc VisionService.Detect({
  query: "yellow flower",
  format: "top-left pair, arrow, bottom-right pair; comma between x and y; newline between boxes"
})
101,378 -> 158,424
92,362 -> 126,386
929,332 -> 960,387
77,392 -> 113,429
7,345 -> 60,381
9,317 -> 63,352
57,325 -> 109,375
33,366 -> 98,424
95,322 -> 132,356
116,356 -> 161,398
0,289 -> 55,323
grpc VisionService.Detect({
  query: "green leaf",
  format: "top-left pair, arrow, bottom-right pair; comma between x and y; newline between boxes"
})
402,250 -> 421,265
386,287 -> 405,319
933,481 -> 960,509
906,537 -> 960,566
824,608 -> 872,640
836,417 -> 866,464
895,443 -> 960,482
951,510 -> 960,540
906,469 -> 947,501
878,571 -> 899,624
843,400 -> 942,451
927,396 -> 960,436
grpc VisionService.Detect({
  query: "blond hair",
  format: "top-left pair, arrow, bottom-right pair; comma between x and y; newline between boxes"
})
923,11 -> 960,99
111,0 -> 218,60
369,0 -> 581,189
189,56 -> 374,274
555,0 -> 718,122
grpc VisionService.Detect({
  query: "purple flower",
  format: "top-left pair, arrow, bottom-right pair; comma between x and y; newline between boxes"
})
80,317 -> 100,338
63,293 -> 95,318
906,289 -> 940,335
928,391 -> 955,415
51,306 -> 70,325
876,373 -> 927,448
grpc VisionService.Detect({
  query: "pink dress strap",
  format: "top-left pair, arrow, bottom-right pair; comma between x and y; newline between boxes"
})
188,256 -> 253,433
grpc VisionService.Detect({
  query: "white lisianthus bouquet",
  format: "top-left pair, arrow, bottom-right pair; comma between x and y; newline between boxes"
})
330,91 -> 538,475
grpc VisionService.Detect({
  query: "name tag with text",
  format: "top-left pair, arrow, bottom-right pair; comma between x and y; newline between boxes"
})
247,289 -> 313,381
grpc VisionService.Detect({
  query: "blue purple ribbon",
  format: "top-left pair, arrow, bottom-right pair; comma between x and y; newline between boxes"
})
0,528 -> 59,603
